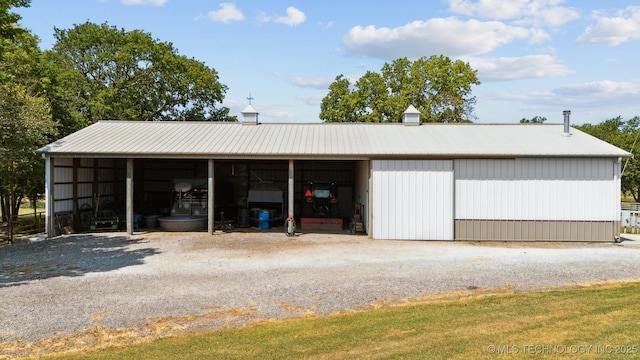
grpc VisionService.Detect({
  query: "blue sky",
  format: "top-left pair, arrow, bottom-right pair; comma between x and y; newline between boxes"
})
16,0 -> 640,125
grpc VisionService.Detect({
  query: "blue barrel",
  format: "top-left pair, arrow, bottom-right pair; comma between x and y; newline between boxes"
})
133,214 -> 143,229
258,210 -> 270,229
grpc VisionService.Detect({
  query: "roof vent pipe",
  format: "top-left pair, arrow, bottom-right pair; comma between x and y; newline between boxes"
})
562,110 -> 571,137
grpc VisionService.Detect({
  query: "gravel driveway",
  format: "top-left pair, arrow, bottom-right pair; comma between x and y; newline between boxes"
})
2,230 -> 640,357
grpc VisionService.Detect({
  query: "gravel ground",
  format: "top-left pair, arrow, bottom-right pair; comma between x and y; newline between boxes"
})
2,229 -> 640,357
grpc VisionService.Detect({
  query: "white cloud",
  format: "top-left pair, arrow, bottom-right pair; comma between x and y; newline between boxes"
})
296,94 -> 325,106
467,55 -> 573,81
274,6 -> 306,26
289,77 -> 334,89
343,17 -> 533,59
256,11 -> 272,24
577,6 -> 640,46
122,0 -> 167,5
256,6 -> 306,26
446,0 -> 579,27
448,0 -> 528,19
553,80 -> 638,98
528,28 -> 550,44
490,80 -> 640,110
272,110 -> 296,119
321,21 -> 334,29
207,3 -> 245,23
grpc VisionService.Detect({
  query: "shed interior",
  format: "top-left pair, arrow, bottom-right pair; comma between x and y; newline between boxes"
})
59,158 -> 367,233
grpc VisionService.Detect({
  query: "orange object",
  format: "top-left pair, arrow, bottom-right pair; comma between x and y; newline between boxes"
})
304,188 -> 313,203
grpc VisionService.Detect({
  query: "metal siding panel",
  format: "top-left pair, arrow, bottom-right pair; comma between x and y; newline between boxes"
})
54,184 -> 73,200
54,200 -> 73,213
454,160 -> 464,218
55,158 -> 73,166
548,159 -> 558,219
455,158 -> 618,223
408,161 -> 418,239
471,161 -> 480,219
371,161 -> 383,239
455,219 -> 616,241
54,167 -> 73,183
372,160 -> 452,240
78,168 -> 93,182
380,161 -> 391,239
98,168 -> 113,182
77,183 -> 93,198
435,162 -> 444,239
385,161 -> 396,239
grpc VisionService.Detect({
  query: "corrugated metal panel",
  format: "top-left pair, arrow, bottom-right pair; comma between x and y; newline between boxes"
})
97,159 -> 114,167
455,220 -> 618,242
55,158 -> 73,166
53,166 -> 73,184
78,183 -> 93,198
55,200 -> 73,213
78,168 -> 93,182
455,158 -> 619,221
97,168 -> 113,182
37,121 -> 630,159
54,184 -> 73,202
372,160 -> 453,240
80,158 -> 93,167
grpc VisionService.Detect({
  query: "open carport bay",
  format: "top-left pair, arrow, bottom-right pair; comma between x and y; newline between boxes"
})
66,158 -> 366,233
2,231 -> 640,356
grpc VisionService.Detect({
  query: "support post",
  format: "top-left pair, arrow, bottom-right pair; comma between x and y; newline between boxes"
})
45,157 -> 55,237
284,159 -> 296,236
126,158 -> 134,236
288,160 -> 294,219
367,160 -> 372,238
72,158 -> 79,230
208,159 -> 215,234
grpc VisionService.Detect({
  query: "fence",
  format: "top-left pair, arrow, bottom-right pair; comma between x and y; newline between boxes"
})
0,212 -> 46,244
621,203 -> 640,233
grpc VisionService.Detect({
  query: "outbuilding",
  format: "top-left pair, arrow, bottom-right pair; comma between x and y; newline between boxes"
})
37,107 -> 630,242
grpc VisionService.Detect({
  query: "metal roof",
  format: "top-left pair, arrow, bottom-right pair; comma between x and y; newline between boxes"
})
37,121 -> 631,159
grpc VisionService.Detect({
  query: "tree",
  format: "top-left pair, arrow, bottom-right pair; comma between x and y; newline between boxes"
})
576,116 -> 640,201
0,0 -> 29,57
520,116 -> 547,123
0,1 -> 58,224
320,55 -> 480,123
47,22 -> 234,134
319,75 -> 360,123
0,83 -> 56,221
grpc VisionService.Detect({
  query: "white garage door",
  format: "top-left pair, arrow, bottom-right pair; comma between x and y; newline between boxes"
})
371,160 -> 453,240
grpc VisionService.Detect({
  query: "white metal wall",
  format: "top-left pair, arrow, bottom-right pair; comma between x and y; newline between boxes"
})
372,160 -> 453,240
455,158 -> 620,221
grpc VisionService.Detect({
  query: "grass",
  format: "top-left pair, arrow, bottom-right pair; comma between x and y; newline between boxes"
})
17,199 -> 45,216
33,281 -> 640,360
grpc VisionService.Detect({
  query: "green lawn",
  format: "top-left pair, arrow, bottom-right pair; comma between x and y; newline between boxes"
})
40,281 -> 640,360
